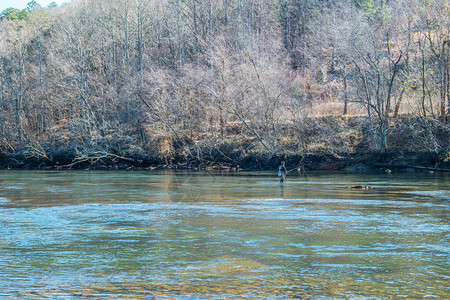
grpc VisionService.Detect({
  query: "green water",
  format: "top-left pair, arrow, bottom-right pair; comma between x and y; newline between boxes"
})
0,170 -> 448,298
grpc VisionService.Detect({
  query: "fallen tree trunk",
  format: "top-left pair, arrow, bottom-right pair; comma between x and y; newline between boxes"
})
372,163 -> 450,173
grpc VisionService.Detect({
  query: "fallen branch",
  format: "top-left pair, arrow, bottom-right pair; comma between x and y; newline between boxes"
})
61,151 -> 138,169
24,145 -> 51,161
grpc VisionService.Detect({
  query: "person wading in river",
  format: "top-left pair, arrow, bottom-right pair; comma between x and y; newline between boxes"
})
278,161 -> 287,182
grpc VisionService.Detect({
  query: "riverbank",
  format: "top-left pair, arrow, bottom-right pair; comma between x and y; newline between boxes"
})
1,115 -> 449,172
1,150 -> 449,173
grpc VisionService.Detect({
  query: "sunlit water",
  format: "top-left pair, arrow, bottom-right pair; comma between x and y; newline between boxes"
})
0,170 -> 448,298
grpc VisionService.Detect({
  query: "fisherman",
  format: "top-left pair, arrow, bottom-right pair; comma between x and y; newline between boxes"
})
278,161 -> 287,182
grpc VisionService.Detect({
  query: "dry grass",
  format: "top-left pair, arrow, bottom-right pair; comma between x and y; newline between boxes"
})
308,97 -> 446,119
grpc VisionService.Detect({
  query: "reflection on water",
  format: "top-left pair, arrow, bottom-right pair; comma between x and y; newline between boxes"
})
0,170 -> 448,298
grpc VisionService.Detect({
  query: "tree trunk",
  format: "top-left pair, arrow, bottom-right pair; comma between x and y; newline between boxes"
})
208,0 -> 212,68
447,58 -> 450,117
441,41 -> 448,119
137,0 -> 143,76
123,3 -> 130,120
393,88 -> 405,118
283,2 -> 290,51
192,0 -> 200,65
17,45 -> 23,149
177,0 -> 183,74
300,2 -> 306,77
0,58 -> 4,137
124,5 -> 129,77
343,67 -> 348,115
421,45 -> 427,118
380,120 -> 387,152
39,42 -> 44,134
445,40 -> 450,118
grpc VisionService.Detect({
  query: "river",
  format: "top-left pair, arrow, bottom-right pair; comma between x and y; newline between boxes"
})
0,170 -> 448,298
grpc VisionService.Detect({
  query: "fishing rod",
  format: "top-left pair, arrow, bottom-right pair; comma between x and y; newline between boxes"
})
284,165 -> 310,179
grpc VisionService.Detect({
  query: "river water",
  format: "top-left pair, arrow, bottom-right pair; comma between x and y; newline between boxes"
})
0,170 -> 448,298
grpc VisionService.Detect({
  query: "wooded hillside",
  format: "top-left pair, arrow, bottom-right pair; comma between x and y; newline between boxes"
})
0,0 -> 449,169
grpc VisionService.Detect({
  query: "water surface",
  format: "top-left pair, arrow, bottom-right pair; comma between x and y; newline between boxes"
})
0,170 -> 448,298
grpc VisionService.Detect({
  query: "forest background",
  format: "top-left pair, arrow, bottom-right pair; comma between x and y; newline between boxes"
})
0,0 -> 449,170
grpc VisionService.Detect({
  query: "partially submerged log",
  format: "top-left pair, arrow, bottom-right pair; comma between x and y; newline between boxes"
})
349,185 -> 373,189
